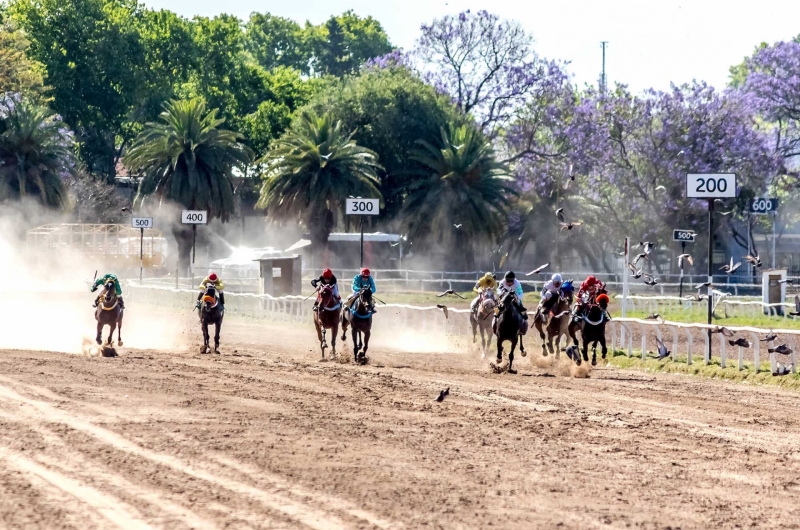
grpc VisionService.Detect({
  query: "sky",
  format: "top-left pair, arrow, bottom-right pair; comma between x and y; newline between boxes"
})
142,0 -> 800,93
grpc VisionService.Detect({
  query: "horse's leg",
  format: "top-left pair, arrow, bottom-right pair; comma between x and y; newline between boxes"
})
508,338 -> 517,374
591,340 -> 597,366
117,311 -> 124,347
106,321 -> 116,345
96,318 -> 103,345
331,317 -> 339,358
214,314 -> 222,353
352,328 -> 359,362
471,316 -> 478,344
315,316 -> 326,358
341,313 -> 349,342
496,337 -> 503,364
202,320 -> 210,353
479,325 -> 486,358
600,331 -> 608,360
362,328 -> 370,360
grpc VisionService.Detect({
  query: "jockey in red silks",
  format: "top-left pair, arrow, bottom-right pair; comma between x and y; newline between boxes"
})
311,268 -> 341,311
573,275 -> 605,317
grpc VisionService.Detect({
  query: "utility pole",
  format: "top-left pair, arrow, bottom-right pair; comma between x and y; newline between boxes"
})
599,41 -> 608,94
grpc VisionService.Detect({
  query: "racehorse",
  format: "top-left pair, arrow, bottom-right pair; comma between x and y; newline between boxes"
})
568,294 -> 609,366
199,283 -> 223,354
341,285 -> 373,364
313,284 -> 341,360
491,290 -> 526,374
470,287 -> 496,358
95,280 -> 123,346
533,291 -> 573,359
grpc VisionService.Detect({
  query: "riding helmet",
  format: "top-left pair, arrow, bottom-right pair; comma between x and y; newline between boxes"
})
209,272 -> 218,282
361,267 -> 371,277
322,268 -> 333,279
504,271 -> 515,281
551,273 -> 562,284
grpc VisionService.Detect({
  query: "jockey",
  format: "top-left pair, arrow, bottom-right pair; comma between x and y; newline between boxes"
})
496,271 -> 527,319
195,272 -> 225,310
91,273 -> 124,309
345,267 -> 377,313
537,273 -> 563,320
470,271 -> 498,313
310,268 -> 341,311
572,275 -> 604,319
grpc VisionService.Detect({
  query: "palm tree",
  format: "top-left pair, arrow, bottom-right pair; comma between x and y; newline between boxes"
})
257,110 -> 382,250
124,98 -> 254,273
402,124 -> 514,270
0,94 -> 73,208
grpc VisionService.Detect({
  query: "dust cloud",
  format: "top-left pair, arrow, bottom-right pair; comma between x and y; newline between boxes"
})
0,203 -> 188,355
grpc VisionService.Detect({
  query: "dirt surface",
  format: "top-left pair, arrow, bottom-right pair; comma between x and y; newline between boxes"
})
2,316 -> 800,529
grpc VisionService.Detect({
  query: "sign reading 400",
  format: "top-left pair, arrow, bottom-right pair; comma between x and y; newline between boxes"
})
345,198 -> 380,216
686,173 -> 737,199
181,210 -> 208,224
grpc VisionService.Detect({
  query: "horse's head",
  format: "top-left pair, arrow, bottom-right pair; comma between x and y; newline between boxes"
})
103,281 -> 116,303
596,293 -> 609,311
359,285 -> 373,306
498,290 -> 516,312
480,288 -> 497,311
319,284 -> 334,305
203,284 -> 218,308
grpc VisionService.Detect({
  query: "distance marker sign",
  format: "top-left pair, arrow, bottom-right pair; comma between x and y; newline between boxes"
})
181,210 -> 207,224
131,217 -> 153,229
686,173 -> 736,198
673,229 -> 696,242
345,198 -> 379,216
749,197 -> 779,215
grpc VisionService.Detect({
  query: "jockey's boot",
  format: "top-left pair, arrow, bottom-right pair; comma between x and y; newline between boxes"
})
118,296 -> 125,310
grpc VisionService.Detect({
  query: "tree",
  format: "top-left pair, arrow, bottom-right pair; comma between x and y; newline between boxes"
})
310,11 -> 393,76
304,65 -> 470,221
414,10 -> 567,137
124,99 -> 254,272
0,94 -> 74,208
0,23 -> 47,99
244,13 -> 310,74
401,123 -> 514,270
257,110 -> 382,248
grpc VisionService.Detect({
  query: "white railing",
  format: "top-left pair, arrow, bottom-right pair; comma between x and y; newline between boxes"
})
617,294 -> 796,319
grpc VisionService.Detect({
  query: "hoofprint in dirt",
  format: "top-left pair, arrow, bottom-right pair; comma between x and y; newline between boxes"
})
1,318 -> 800,528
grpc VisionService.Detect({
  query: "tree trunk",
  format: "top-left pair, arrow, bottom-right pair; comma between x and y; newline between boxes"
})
172,224 -> 193,276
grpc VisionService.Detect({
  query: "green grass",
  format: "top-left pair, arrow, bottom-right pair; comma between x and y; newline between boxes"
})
605,348 -> 800,390
619,307 -> 800,330
301,288 -> 474,307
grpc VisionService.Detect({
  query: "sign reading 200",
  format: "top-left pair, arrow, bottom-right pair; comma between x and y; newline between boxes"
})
686,173 -> 736,199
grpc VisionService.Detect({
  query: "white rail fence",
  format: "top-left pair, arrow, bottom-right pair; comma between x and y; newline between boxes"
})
619,294 -> 796,319
127,282 -> 797,377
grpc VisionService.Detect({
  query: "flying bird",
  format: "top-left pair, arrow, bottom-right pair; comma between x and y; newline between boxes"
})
710,326 -> 735,337
560,222 -> 583,231
435,387 -> 450,402
677,254 -> 693,268
779,279 -> 794,285
684,293 -> 708,302
773,362 -> 793,376
556,208 -> 567,223
525,263 -> 550,276
639,241 -> 655,255
633,253 -> 649,265
655,185 -> 667,192
760,330 -> 778,342
642,273 -> 659,286
743,254 -> 762,268
437,289 -> 465,299
728,338 -> 751,348
720,257 -> 742,274
695,282 -> 712,291
655,337 -> 671,360
769,344 -> 793,356
436,304 -> 449,319
453,223 -> 462,229
627,262 -> 643,279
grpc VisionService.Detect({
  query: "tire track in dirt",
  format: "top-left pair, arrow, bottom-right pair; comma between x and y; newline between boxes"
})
0,447 -> 153,530
0,377 -> 400,530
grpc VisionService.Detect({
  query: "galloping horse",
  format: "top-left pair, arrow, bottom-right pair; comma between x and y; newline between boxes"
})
568,294 -> 609,366
199,283 -> 224,354
95,280 -> 123,346
533,291 -> 572,359
313,284 -> 341,360
341,285 -> 373,364
491,290 -> 526,374
470,287 -> 496,357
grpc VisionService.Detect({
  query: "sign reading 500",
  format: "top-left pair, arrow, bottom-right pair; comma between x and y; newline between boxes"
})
345,198 -> 380,216
686,173 -> 737,199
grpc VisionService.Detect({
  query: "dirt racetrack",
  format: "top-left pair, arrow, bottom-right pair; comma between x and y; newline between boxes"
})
2,315 -> 800,529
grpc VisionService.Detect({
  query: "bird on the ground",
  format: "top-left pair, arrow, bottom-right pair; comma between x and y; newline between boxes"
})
729,338 -> 751,348
627,262 -> 643,279
677,254 -> 693,268
645,313 -> 663,322
774,362 -> 793,376
769,344 -> 793,355
743,254 -> 762,268
791,295 -> 800,317
436,304 -> 449,319
655,338 -> 671,360
633,252 -> 649,265
435,387 -> 450,402
760,330 -> 778,342
642,273 -> 659,286
525,263 -> 549,276
720,256 -> 742,274
436,289 -> 465,299
639,241 -> 655,255
710,326 -> 735,337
